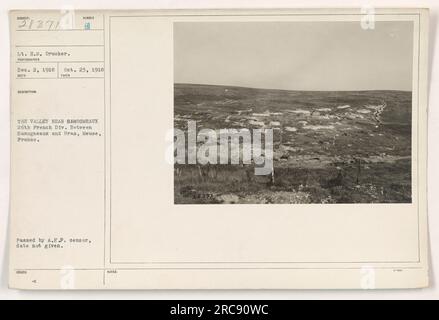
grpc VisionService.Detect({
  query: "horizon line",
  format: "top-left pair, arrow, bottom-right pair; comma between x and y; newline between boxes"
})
174,82 -> 413,93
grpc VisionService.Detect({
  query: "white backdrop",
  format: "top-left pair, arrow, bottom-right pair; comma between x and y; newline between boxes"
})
0,0 -> 437,300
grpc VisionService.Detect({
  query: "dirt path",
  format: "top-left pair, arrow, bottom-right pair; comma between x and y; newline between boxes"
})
373,100 -> 387,125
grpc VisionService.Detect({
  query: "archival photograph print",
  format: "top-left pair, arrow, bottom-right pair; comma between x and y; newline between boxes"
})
173,21 -> 413,204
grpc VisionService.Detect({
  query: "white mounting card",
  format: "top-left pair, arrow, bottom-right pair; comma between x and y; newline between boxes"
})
9,8 -> 429,289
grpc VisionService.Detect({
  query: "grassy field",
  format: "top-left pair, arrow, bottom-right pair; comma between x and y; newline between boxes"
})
174,83 -> 412,204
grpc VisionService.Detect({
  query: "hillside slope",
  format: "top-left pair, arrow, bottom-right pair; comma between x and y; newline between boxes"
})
174,83 -> 412,204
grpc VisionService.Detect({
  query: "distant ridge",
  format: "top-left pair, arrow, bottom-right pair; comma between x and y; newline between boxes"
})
174,83 -> 412,94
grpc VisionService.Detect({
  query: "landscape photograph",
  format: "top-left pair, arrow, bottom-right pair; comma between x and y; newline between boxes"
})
173,21 -> 414,204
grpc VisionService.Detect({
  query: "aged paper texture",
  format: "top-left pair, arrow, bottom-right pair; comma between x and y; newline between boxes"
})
9,8 -> 429,289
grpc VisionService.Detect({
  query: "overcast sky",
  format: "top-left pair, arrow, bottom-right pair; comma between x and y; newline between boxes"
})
174,21 -> 414,91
